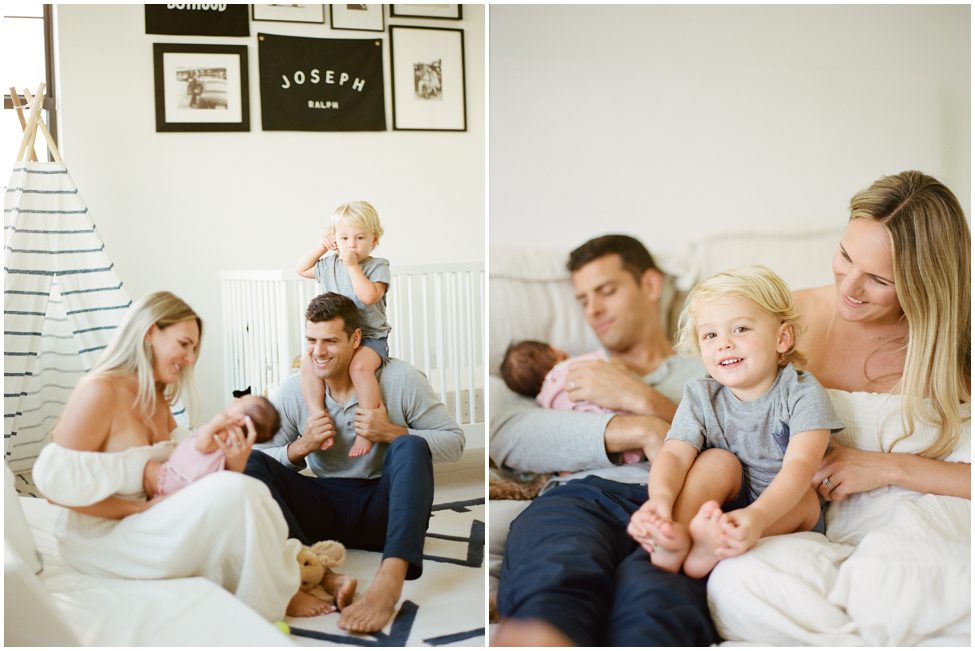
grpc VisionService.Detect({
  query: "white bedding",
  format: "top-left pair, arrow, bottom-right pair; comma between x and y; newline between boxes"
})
708,389 -> 971,646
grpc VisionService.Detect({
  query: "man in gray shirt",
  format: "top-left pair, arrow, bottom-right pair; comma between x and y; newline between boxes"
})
245,292 -> 464,634
492,235 -> 716,646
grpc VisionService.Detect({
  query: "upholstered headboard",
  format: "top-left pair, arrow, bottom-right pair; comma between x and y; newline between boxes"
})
488,228 -> 843,374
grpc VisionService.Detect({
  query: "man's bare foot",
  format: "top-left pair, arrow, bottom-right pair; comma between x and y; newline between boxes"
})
338,558 -> 406,633
322,570 -> 358,610
642,508 -> 691,573
286,589 -> 335,617
348,435 -> 372,458
684,500 -> 726,579
491,617 -> 575,646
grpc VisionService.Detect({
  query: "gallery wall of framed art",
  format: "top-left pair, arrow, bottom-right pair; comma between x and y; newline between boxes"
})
144,5 -> 471,133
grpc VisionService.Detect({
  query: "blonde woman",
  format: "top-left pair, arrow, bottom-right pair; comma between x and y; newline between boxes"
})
795,171 -> 971,500
32,291 -> 332,620
627,267 -> 844,578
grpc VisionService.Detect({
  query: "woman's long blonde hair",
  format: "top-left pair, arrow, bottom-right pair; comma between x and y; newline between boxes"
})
850,171 -> 971,458
89,291 -> 202,429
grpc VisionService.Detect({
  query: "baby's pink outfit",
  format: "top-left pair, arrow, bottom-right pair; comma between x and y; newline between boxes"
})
536,350 -> 643,464
155,436 -> 226,496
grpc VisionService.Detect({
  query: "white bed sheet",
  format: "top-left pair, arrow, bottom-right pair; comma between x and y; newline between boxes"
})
708,390 -> 971,646
17,496 -> 294,646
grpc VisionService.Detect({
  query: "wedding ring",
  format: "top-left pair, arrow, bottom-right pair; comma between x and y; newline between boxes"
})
821,477 -> 834,491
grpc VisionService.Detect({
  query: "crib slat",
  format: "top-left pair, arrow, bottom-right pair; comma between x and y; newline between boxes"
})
220,264 -> 483,427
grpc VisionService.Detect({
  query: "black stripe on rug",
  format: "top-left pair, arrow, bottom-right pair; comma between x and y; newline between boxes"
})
290,600 -> 418,646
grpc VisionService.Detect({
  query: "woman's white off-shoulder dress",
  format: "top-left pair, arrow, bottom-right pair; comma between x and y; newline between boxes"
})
32,427 -> 301,621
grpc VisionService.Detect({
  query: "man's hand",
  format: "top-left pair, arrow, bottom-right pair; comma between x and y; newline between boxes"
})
354,404 -> 407,444
564,359 -> 675,418
604,414 -> 669,463
289,410 -> 337,462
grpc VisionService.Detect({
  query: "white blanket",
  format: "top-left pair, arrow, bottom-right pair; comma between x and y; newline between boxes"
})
708,389 -> 971,646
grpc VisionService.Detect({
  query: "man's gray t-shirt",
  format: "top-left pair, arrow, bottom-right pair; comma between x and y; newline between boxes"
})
666,363 -> 844,500
314,254 -> 391,339
256,359 -> 464,479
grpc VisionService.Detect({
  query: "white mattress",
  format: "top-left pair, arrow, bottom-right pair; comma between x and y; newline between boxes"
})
16,496 -> 293,646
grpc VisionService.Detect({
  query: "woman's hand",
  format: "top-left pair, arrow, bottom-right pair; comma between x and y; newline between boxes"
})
216,416 -> 258,473
139,493 -> 170,514
812,440 -> 890,501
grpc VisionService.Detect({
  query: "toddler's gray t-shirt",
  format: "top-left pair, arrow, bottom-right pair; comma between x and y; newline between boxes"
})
314,253 -> 391,339
666,363 -> 844,500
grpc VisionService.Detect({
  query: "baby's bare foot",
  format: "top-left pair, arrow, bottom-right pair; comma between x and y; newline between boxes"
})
685,500 -> 726,578
348,436 -> 373,458
323,571 -> 358,610
286,590 -> 334,618
644,511 -> 690,573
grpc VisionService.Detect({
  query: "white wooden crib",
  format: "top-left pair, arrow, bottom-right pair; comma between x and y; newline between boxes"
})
220,263 -> 485,447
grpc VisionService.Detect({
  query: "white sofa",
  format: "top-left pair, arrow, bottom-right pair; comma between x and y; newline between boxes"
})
488,228 -> 971,645
4,463 -> 292,646
487,227 -> 842,595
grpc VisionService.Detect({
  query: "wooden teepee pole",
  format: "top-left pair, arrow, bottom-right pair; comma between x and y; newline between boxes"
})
8,88 -> 38,162
16,82 -> 46,163
23,88 -> 63,163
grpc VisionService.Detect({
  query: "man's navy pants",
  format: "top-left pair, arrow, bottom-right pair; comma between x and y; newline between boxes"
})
497,476 -> 718,646
244,435 -> 433,580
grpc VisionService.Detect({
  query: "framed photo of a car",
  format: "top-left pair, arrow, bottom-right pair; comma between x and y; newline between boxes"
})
153,43 -> 250,132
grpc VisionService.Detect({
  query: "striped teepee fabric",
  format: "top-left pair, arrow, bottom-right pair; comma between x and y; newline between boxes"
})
3,162 -> 131,482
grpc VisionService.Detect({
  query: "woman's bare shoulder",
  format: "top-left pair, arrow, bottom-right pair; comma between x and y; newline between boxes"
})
55,374 -> 124,450
794,285 -> 833,321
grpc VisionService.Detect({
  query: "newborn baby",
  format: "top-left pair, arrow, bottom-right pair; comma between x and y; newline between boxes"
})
143,394 -> 279,497
500,340 -> 643,464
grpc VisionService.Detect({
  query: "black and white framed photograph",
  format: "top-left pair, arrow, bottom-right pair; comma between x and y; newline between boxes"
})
330,4 -> 385,32
390,26 -> 466,131
153,44 -> 250,132
390,4 -> 462,20
145,4 -> 250,36
252,4 -> 325,24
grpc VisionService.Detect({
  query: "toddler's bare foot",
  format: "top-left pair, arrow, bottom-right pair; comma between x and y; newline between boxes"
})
643,509 -> 690,573
323,571 -> 358,610
348,435 -> 373,458
286,589 -> 334,617
684,500 -> 726,579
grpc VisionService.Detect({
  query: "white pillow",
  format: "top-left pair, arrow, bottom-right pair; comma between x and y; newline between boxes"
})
4,462 -> 42,574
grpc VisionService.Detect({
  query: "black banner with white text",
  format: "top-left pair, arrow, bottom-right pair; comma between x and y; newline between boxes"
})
145,4 -> 249,36
258,33 -> 386,131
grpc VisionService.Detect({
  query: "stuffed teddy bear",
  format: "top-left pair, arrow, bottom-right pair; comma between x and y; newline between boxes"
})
298,540 -> 347,604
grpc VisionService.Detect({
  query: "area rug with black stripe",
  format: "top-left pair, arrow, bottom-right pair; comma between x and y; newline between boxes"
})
286,495 -> 485,647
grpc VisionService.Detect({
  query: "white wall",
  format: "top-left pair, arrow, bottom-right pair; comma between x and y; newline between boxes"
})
54,4 -> 485,422
490,4 -> 970,255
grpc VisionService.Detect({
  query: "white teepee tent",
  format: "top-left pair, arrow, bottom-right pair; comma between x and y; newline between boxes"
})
3,85 -> 133,487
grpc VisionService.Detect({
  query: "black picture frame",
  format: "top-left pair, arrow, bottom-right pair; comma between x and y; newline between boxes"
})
330,4 -> 385,32
390,26 -> 466,131
251,4 -> 325,24
153,43 -> 250,133
390,5 -> 462,20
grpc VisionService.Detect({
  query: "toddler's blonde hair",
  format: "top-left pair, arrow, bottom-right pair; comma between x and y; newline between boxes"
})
675,265 -> 806,369
328,200 -> 384,244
